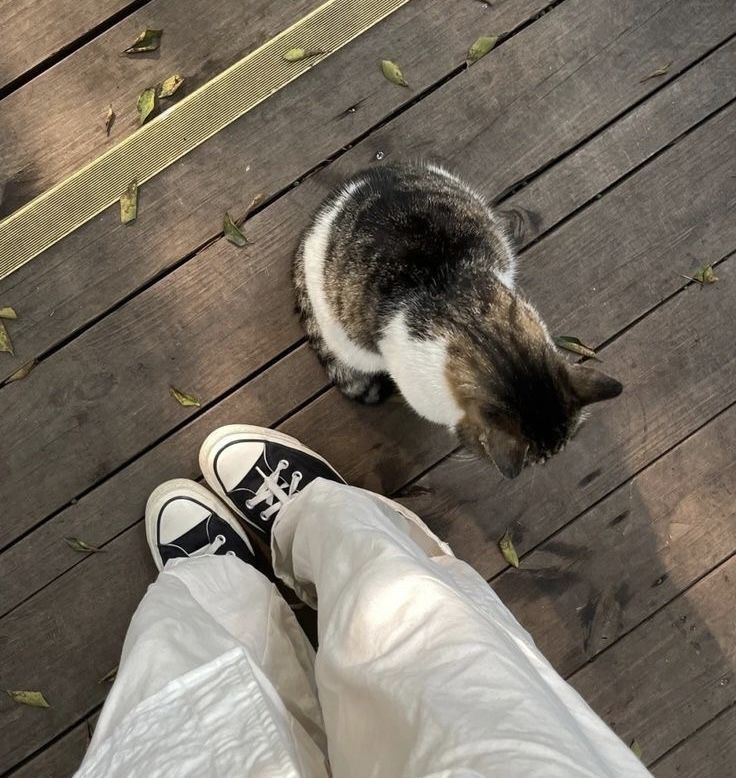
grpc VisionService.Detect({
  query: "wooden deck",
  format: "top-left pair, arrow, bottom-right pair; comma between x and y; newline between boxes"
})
1,0 -> 735,774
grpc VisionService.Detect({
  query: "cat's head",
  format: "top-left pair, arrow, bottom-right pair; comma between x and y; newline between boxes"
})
449,298 -> 622,479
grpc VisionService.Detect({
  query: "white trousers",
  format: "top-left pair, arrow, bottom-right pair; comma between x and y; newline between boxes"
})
77,480 -> 651,778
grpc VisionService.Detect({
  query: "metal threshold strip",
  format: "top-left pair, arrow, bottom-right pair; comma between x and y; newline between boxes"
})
0,0 -> 411,282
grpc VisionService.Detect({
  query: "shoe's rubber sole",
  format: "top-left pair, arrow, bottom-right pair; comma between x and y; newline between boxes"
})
199,425 -> 345,532
145,478 -> 254,571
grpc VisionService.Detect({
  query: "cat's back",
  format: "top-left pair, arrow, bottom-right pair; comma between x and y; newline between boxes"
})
314,163 -> 512,297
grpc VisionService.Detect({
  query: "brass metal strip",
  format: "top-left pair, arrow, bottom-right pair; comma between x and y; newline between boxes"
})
0,0 -> 411,281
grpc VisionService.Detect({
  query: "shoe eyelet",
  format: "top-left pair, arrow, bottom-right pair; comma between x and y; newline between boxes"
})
245,499 -> 254,509
293,471 -> 302,482
215,534 -> 226,544
260,511 -> 269,521
278,459 -> 289,469
225,550 -> 236,557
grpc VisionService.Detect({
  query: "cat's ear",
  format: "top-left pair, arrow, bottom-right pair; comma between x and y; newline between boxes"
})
569,365 -> 623,405
485,427 -> 528,479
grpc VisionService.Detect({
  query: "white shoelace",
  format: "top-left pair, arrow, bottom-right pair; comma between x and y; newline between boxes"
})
244,460 -> 302,521
183,533 -> 236,558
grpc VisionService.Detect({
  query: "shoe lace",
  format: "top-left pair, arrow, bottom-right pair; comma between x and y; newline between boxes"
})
244,460 -> 302,521
184,533 -> 235,558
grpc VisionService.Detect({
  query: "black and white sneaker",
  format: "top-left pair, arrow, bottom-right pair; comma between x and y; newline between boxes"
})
199,425 -> 345,536
145,479 -> 258,571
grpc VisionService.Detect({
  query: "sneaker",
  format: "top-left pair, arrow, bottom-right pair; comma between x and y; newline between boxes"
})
199,425 -> 345,536
145,479 -> 258,571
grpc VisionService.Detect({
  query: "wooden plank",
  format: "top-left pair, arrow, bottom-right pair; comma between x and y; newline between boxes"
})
1,75 -> 733,551
653,704 -> 736,777
0,344 -> 325,616
2,254 -> 733,772
400,261 -> 736,580
491,403 -> 736,676
0,0 -> 540,375
0,0 -> 136,92
2,0 -> 732,380
1,37 -> 732,615
0,0 -> 320,216
9,721 -> 88,778
570,556 -> 736,764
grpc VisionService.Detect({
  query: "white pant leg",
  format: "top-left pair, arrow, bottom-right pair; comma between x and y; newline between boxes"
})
272,479 -> 652,778
76,555 -> 329,778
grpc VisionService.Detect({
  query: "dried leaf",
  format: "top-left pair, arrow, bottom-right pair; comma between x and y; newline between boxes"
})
120,180 -> 139,225
554,335 -> 597,360
7,360 -> 37,383
64,537 -> 105,554
0,306 -> 17,319
123,28 -> 163,55
639,61 -> 671,83
498,530 -> 520,568
283,48 -> 325,62
98,666 -> 118,684
137,87 -> 157,125
467,35 -> 499,64
158,74 -> 184,98
381,59 -> 409,87
170,386 -> 201,407
693,265 -> 718,285
630,739 -> 643,760
6,690 -> 50,708
246,192 -> 265,213
105,104 -> 115,136
223,212 -> 248,247
0,321 -> 13,355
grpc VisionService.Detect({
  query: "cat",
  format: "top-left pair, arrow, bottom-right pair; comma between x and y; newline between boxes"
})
293,162 -> 622,478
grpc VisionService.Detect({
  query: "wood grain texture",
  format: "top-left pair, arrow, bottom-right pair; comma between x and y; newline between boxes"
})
9,721 -> 89,778
0,0 -> 320,216
0,0 -> 136,91
0,0 -> 543,378
491,403 -> 736,675
0,344 -> 324,616
570,556 -> 736,764
653,704 -> 736,777
2,0 -> 733,382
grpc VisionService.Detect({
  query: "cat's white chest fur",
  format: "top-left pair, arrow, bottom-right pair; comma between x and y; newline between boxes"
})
380,312 -> 464,427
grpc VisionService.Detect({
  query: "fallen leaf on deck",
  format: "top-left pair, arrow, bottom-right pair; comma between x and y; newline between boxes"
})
630,739 -> 642,759
639,62 -> 671,83
120,180 -> 139,224
681,265 -> 718,286
170,386 -> 201,407
246,192 -> 266,213
223,212 -> 248,247
98,666 -> 118,684
283,48 -> 325,62
123,28 -> 163,55
64,537 -> 105,554
498,530 -> 519,568
6,690 -> 50,708
137,87 -> 157,125
466,35 -> 499,65
7,360 -> 37,383
381,59 -> 409,87
105,104 -> 115,136
0,321 -> 13,355
158,74 -> 184,98
0,306 -> 17,319
553,335 -> 598,360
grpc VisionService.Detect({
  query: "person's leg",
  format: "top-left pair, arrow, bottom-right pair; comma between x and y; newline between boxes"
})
76,480 -> 328,778
201,426 -> 652,778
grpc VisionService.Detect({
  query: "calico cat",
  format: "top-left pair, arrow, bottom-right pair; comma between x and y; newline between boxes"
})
293,162 -> 622,478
